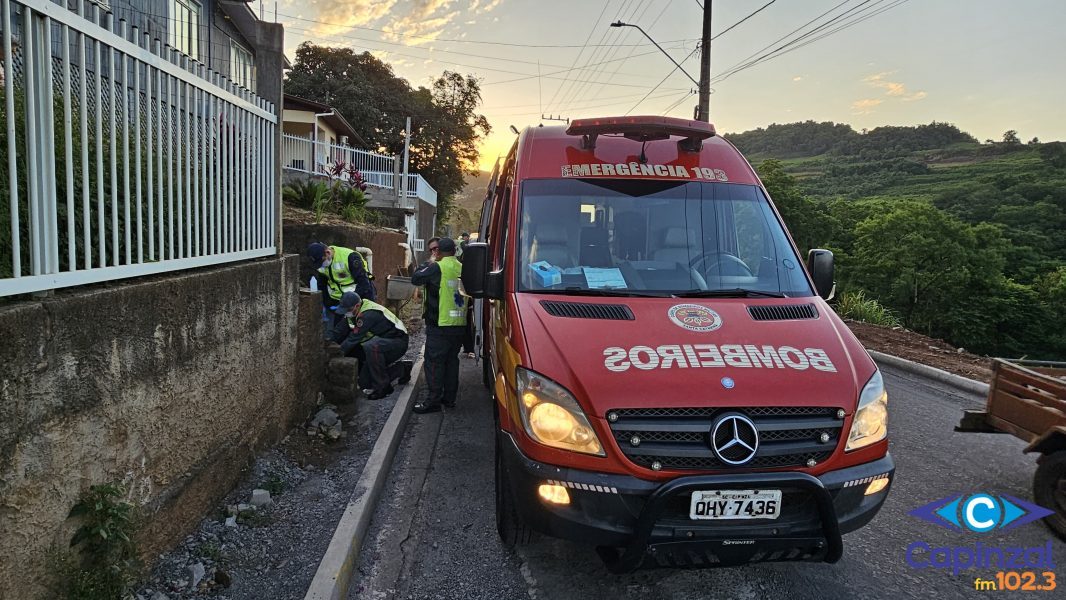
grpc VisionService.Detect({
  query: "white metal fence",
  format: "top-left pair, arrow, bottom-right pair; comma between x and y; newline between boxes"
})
1,0 -> 278,297
405,172 -> 437,207
282,133 -> 396,190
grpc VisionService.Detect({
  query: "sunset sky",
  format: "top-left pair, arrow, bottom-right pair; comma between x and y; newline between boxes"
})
271,0 -> 1066,171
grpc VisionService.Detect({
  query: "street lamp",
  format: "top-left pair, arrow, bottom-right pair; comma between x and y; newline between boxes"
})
610,21 -> 699,87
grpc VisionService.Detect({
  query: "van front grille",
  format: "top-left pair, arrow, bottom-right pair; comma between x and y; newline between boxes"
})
747,304 -> 819,321
607,406 -> 843,471
540,300 -> 634,320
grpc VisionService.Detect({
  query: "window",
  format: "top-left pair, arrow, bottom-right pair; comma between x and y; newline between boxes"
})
516,179 -> 812,296
230,40 -> 255,91
170,0 -> 200,60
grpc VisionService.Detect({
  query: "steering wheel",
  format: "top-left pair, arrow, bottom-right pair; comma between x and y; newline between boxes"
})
689,252 -> 754,278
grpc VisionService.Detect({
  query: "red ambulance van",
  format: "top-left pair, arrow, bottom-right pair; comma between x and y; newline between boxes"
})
461,116 -> 892,572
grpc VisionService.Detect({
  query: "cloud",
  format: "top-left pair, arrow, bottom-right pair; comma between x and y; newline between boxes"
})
381,1 -> 460,45
860,70 -> 927,104
792,76 -> 803,82
470,0 -> 504,13
310,0 -> 399,36
851,98 -> 883,114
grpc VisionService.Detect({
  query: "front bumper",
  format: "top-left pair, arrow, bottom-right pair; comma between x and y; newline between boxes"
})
499,431 -> 894,572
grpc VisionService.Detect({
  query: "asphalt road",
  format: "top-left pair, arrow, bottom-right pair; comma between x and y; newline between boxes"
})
351,360 -> 1065,600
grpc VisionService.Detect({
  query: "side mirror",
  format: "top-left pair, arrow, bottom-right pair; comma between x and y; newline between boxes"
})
461,243 -> 489,297
461,243 -> 504,300
807,249 -> 836,300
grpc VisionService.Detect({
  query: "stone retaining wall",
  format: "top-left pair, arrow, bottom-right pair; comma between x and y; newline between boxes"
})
0,256 -> 323,598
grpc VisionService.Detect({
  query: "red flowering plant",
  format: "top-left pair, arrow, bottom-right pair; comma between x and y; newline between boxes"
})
318,158 -> 370,223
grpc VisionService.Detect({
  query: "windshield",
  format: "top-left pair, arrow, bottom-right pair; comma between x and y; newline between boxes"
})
517,179 -> 812,297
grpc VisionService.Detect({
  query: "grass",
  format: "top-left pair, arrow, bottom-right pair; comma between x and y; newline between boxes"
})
260,472 -> 287,497
834,290 -> 902,327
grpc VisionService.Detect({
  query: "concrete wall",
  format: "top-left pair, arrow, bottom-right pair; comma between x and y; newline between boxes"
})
0,256 -> 323,599
283,223 -> 411,291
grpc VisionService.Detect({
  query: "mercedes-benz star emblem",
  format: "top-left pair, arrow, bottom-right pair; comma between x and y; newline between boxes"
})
710,413 -> 759,466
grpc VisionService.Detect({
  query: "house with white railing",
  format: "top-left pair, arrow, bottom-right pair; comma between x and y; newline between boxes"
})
280,96 -> 438,253
0,0 -> 285,297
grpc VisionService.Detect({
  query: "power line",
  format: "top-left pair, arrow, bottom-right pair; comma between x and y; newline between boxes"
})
276,11 -> 693,48
622,0 -> 778,115
711,0 -> 776,41
580,0 -> 671,107
563,0 -> 649,108
624,46 -> 699,115
283,23 -> 679,88
712,0 -> 909,83
540,0 -> 610,110
481,45 -> 691,87
548,0 -> 624,113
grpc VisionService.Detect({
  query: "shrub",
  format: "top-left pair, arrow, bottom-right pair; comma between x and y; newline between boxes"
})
834,290 -> 902,327
49,483 -> 141,600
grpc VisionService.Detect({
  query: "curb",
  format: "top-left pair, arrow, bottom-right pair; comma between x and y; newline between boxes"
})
304,350 -> 425,600
867,348 -> 990,396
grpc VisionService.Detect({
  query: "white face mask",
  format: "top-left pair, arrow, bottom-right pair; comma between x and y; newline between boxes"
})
321,258 -> 332,268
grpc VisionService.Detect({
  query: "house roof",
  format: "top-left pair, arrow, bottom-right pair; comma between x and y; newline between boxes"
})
283,94 -> 368,148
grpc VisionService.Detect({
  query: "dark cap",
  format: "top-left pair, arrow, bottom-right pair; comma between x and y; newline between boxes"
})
437,237 -> 457,253
334,291 -> 361,315
460,232 -> 470,238
308,242 -> 327,269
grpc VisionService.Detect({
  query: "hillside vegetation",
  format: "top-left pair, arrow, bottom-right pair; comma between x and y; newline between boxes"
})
726,121 -> 1066,360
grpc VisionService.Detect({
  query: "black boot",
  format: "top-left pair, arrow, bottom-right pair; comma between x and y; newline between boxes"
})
367,385 -> 394,400
397,360 -> 414,385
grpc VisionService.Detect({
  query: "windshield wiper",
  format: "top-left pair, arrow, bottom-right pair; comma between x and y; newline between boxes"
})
536,288 -> 670,298
673,288 -> 787,298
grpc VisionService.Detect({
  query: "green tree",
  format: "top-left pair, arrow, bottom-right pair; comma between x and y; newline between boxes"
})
283,44 -> 490,226
849,202 -> 1001,333
757,159 -> 835,255
1002,129 -> 1020,144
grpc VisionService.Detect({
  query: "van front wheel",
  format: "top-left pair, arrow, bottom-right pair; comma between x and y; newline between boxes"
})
495,433 -> 535,548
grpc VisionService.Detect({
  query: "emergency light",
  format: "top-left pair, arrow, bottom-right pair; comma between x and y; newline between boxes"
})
566,115 -> 716,152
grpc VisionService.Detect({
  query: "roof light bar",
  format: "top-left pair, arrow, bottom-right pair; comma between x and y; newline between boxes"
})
566,116 -> 716,152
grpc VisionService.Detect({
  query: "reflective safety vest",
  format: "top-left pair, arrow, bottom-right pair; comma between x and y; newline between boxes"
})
318,246 -> 371,301
346,299 -> 408,338
436,256 -> 467,327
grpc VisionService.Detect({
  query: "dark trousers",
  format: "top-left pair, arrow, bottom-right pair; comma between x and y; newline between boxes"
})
349,336 -> 409,393
425,326 -> 465,406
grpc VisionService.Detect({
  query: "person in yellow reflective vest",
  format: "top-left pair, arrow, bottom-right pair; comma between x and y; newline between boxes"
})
330,292 -> 412,400
410,237 -> 467,413
308,242 -> 377,312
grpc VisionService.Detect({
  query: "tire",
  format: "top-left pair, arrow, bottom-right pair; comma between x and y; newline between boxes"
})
1034,450 -> 1066,542
494,412 -> 535,547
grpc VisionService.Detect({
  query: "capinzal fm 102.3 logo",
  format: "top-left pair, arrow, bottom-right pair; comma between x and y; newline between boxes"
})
910,493 -> 1054,532
905,492 -> 1057,577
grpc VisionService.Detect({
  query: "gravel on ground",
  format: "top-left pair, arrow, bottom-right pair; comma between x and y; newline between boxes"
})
133,327 -> 426,600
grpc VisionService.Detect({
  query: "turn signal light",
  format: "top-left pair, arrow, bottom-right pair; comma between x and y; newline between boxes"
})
538,484 -> 571,505
865,478 -> 890,496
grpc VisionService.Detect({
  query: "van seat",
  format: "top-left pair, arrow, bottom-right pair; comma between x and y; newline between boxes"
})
532,224 -> 574,268
652,227 -> 694,265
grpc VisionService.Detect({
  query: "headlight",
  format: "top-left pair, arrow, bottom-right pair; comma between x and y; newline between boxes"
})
846,369 -> 888,451
844,368 -> 886,453
516,367 -> 604,456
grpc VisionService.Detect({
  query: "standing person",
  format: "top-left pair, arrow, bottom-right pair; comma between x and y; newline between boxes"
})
308,242 -> 377,323
330,292 -> 412,399
410,237 -> 467,413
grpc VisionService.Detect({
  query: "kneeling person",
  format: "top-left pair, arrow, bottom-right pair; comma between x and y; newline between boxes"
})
331,292 -> 411,400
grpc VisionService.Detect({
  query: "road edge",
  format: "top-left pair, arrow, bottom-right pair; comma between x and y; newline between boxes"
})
304,350 -> 425,600
867,348 -> 990,396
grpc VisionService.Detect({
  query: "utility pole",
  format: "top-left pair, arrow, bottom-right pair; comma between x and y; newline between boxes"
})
697,1 -> 712,122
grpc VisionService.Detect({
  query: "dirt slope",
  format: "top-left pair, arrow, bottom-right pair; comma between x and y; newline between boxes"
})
845,319 -> 993,383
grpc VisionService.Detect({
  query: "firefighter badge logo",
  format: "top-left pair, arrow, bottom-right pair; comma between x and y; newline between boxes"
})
667,304 -> 723,333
